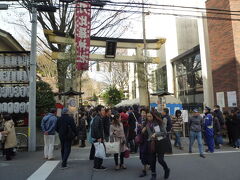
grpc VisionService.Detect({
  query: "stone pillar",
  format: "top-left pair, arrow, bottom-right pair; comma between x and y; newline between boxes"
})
197,13 -> 214,108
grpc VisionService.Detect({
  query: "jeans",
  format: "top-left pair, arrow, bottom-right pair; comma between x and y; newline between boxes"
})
174,132 -> 182,147
235,139 -> 240,147
150,153 -> 169,174
94,157 -> 103,169
189,131 -> 204,155
44,135 -> 55,159
60,139 -> 72,167
114,152 -> 124,166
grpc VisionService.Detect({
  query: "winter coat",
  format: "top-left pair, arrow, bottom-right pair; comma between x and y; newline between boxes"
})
189,115 -> 203,132
41,113 -> 58,135
56,114 -> 77,141
110,123 -> 126,152
213,116 -> 221,135
204,114 -> 214,137
172,116 -> 183,132
77,116 -> 87,140
232,114 -> 240,140
214,109 -> 225,127
4,120 -> 17,149
103,116 -> 111,138
128,111 -> 140,140
91,114 -> 105,140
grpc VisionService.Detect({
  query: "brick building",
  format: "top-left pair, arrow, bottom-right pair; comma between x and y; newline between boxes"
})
206,0 -> 240,108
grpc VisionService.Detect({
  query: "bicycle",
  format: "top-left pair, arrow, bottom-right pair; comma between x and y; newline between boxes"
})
16,132 -> 28,152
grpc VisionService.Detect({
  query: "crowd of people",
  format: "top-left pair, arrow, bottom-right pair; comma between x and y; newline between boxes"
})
1,103 -> 240,180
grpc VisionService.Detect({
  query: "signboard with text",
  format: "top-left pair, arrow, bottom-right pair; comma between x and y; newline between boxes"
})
75,2 -> 91,70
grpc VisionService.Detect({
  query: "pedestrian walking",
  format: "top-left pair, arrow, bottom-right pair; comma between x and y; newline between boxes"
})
213,112 -> 222,149
137,108 -> 150,178
41,108 -> 58,160
204,107 -> 215,153
110,113 -> 127,170
188,109 -> 205,158
213,105 -> 225,147
56,108 -> 77,169
142,112 -> 170,180
128,104 -> 140,153
77,111 -> 87,148
161,108 -> 172,134
1,113 -> 17,161
172,110 -> 183,150
224,111 -> 234,146
91,105 -> 107,170
231,108 -> 240,149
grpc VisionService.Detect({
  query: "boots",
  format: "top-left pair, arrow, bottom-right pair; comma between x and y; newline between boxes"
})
150,173 -> 156,180
164,168 -> 170,179
139,170 -> 147,177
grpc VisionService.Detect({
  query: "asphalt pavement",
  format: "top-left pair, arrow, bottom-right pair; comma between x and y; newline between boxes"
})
0,138 -> 240,180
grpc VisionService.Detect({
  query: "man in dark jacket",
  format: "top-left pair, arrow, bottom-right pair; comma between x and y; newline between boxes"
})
128,105 -> 140,153
213,105 -> 225,148
91,105 -> 106,170
56,108 -> 77,169
162,108 -> 172,133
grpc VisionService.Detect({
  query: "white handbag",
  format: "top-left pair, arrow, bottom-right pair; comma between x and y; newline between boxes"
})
105,139 -> 120,154
94,142 -> 106,159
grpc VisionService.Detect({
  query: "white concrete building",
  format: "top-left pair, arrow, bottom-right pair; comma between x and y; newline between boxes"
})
128,0 -> 214,110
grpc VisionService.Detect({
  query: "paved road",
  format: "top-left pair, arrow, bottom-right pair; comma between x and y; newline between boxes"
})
1,138 -> 240,180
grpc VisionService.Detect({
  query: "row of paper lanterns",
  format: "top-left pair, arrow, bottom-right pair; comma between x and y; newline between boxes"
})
0,56 -> 30,67
0,102 -> 29,114
0,86 -> 29,98
0,71 -> 28,82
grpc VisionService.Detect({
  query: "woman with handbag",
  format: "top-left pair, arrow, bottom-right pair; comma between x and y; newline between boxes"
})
110,113 -> 127,170
1,113 -> 17,161
142,112 -> 170,180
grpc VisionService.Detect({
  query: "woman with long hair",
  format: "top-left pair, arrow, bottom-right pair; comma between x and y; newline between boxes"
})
142,112 -> 170,180
1,113 -> 17,160
110,113 -> 127,170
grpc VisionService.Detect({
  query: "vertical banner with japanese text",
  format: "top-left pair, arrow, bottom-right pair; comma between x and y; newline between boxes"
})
75,2 -> 91,70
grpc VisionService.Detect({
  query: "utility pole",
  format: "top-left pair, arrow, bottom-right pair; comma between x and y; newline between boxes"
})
28,2 -> 37,152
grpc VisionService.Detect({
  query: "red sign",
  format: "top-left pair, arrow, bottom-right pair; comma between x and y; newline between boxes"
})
75,2 -> 91,70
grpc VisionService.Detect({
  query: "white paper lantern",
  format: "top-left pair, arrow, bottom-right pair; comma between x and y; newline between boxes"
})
26,102 -> 29,113
8,87 -> 14,98
2,102 -> 8,113
7,102 -> 14,114
2,71 -> 9,82
26,86 -> 29,97
19,87 -> 26,97
4,56 -> 11,67
17,56 -> 24,66
11,56 -> 17,67
1,87 -> 8,98
13,102 -> 20,113
19,102 -> 26,113
14,87 -> 20,97
0,56 -> 4,67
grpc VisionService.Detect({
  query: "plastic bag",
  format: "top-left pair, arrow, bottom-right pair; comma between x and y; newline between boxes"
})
105,141 -> 120,154
94,142 -> 106,159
